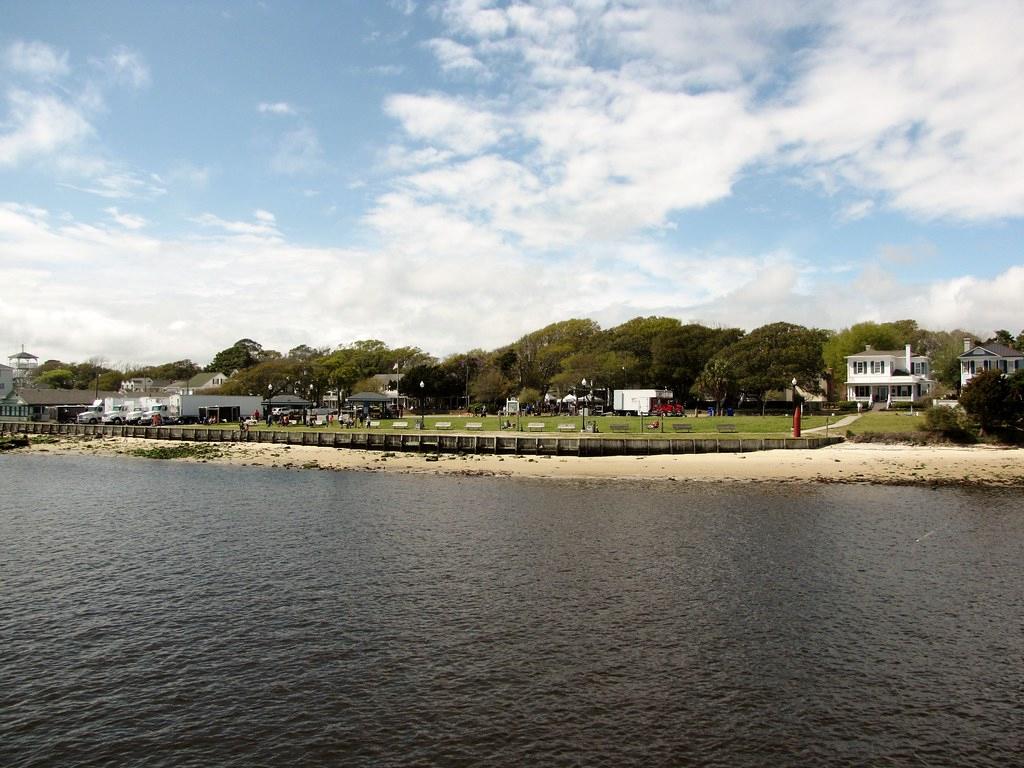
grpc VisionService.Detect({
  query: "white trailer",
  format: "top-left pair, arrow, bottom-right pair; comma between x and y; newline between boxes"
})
170,394 -> 263,422
613,389 -> 673,415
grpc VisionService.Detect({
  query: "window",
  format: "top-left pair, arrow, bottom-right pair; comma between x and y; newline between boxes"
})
871,360 -> 885,374
894,385 -> 912,397
853,361 -> 867,375
854,386 -> 870,398
912,361 -> 928,375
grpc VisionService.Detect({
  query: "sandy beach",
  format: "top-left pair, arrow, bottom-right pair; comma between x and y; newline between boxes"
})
20,434 -> 1024,486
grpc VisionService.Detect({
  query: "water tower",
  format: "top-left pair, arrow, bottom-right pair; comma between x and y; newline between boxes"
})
8,346 -> 38,384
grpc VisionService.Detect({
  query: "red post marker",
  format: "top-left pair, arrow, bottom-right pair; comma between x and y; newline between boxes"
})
792,402 -> 801,437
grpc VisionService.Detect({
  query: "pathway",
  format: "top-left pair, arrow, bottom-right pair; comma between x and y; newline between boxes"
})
802,413 -> 861,434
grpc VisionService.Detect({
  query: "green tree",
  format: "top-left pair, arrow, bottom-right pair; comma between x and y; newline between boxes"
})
958,370 -> 1011,435
990,330 -> 1014,347
694,357 -> 735,414
651,324 -> 744,403
822,321 -> 904,391
470,366 -> 513,407
600,316 -> 682,385
717,322 -> 828,412
206,339 -> 263,373
513,319 -> 600,392
36,368 -> 74,389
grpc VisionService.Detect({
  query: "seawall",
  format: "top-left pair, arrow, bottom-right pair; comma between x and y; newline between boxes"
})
2,422 -> 844,456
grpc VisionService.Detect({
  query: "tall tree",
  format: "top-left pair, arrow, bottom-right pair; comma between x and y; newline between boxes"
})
600,316 -> 682,385
206,339 -> 263,373
651,324 -> 744,403
717,322 -> 828,412
958,370 -> 1012,435
694,357 -> 735,414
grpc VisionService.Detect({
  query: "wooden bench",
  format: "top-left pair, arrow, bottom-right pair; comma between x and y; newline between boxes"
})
557,423 -> 577,432
717,423 -> 738,433
609,423 -> 630,433
527,422 -> 545,432
391,421 -> 408,429
434,421 -> 452,430
465,422 -> 483,430
368,420 -> 381,429
672,423 -> 693,433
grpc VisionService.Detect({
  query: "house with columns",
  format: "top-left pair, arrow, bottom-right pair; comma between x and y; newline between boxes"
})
845,344 -> 935,406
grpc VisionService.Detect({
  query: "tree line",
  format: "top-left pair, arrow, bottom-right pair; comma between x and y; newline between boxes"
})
22,319 -> 1024,412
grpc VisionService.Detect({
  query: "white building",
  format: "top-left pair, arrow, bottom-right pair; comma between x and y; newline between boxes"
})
186,372 -> 228,391
0,363 -> 13,396
959,338 -> 1023,387
845,344 -> 934,406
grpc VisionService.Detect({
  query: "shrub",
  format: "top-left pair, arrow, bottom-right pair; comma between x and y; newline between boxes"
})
919,405 -> 973,443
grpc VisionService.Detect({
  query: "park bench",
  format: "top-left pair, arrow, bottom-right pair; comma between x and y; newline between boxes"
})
465,422 -> 483,430
609,423 -> 630,433
527,422 -> 546,431
434,421 -> 452,430
391,421 -> 408,429
557,423 -> 577,432
368,420 -> 381,429
672,423 -> 693,433
717,424 -> 738,433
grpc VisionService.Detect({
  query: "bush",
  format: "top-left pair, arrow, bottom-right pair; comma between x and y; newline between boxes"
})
919,405 -> 973,442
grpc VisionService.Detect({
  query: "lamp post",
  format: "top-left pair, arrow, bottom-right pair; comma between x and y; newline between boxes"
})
266,383 -> 273,425
419,380 -> 425,430
792,377 -> 801,438
580,378 -> 587,430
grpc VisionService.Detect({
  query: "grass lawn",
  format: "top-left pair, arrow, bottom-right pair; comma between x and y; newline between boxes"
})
841,411 -> 926,436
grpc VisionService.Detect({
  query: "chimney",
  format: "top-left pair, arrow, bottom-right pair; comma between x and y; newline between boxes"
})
864,344 -> 872,351
963,337 -> 973,352
905,344 -> 912,375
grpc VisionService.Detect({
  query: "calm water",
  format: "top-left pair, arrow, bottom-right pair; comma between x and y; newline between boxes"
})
1,454 -> 1021,767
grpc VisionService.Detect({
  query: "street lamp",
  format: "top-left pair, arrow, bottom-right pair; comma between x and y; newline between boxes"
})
792,377 -> 801,438
580,378 -> 587,430
419,380 -> 425,430
266,383 -> 273,425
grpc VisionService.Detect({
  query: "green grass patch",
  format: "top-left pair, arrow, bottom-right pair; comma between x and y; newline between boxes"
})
842,412 -> 927,436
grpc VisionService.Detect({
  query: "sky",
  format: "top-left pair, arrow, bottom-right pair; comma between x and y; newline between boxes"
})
2,0 -> 1022,367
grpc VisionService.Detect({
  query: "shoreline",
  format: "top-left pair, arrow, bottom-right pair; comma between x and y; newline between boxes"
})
17,434 -> 1024,487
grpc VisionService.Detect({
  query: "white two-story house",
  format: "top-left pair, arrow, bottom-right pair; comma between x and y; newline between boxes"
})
845,344 -> 934,406
959,338 -> 1022,387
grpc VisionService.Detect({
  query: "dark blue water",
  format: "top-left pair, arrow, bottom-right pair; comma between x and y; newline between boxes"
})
1,454 -> 1021,767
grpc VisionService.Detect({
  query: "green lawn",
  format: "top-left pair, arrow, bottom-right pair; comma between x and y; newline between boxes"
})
840,411 -> 926,435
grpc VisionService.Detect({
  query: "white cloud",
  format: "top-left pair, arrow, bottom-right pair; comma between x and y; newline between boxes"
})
425,38 -> 486,73
0,89 -> 93,166
270,126 -> 324,175
838,199 -> 874,222
258,101 -> 296,116
105,207 -> 147,230
4,41 -> 70,80
770,0 -> 1024,220
191,211 -> 281,238
385,93 -> 503,154
2,202 -> 1021,365
93,46 -> 151,88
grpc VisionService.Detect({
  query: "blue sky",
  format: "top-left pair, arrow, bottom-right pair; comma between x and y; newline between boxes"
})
2,0 -> 1022,366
